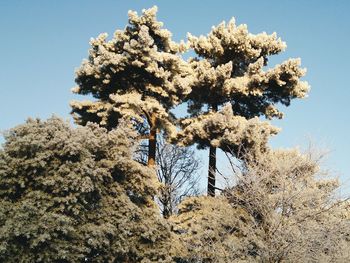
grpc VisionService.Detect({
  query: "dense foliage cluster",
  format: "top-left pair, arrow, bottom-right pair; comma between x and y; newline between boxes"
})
1,6 -> 349,263
71,6 -> 191,134
0,118 -> 174,262
70,6 -> 194,166
177,104 -> 280,155
178,15 -> 309,195
1,118 -> 349,262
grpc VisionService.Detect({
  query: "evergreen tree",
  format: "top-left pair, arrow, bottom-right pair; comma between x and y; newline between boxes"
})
70,7 -> 192,167
179,19 -> 310,196
0,117 -> 174,262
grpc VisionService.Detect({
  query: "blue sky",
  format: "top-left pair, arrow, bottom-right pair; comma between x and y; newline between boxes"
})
1,1 -> 349,192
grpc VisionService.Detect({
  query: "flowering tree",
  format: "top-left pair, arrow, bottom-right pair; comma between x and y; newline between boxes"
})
70,7 -> 192,167
178,19 -> 310,195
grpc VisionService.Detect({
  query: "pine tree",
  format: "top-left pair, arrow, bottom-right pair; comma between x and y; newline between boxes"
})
179,19 -> 310,196
70,7 -> 192,167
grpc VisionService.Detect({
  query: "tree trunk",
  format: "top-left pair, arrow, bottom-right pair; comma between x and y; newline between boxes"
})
207,103 -> 218,196
208,145 -> 216,196
161,187 -> 172,219
147,113 -> 157,167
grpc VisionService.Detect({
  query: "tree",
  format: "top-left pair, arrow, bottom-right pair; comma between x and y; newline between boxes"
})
171,148 -> 350,262
178,19 -> 310,196
0,117 -> 176,262
156,137 -> 201,218
70,6 -> 193,167
135,135 -> 201,218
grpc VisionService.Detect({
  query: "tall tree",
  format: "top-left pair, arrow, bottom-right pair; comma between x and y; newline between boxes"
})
179,19 -> 310,196
70,6 -> 192,167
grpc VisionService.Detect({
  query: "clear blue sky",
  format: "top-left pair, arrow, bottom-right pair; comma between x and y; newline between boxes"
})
1,1 -> 349,192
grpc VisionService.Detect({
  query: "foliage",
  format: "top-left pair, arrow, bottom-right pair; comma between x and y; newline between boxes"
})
2,6 -> 349,263
177,15 -> 310,195
1,119 -> 349,262
171,149 -> 350,262
185,19 -> 309,119
171,196 -> 253,262
70,6 -> 195,167
177,104 -> 279,155
70,6 -> 192,138
0,117 -> 174,262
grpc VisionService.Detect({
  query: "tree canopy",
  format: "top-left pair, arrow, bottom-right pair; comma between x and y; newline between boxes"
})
177,18 -> 310,195
70,6 -> 193,166
1,119 -> 348,262
1,6 -> 349,263
185,19 -> 309,118
0,117 -> 174,262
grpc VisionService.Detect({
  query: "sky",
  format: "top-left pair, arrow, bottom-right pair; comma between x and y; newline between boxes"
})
1,0 -> 349,193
